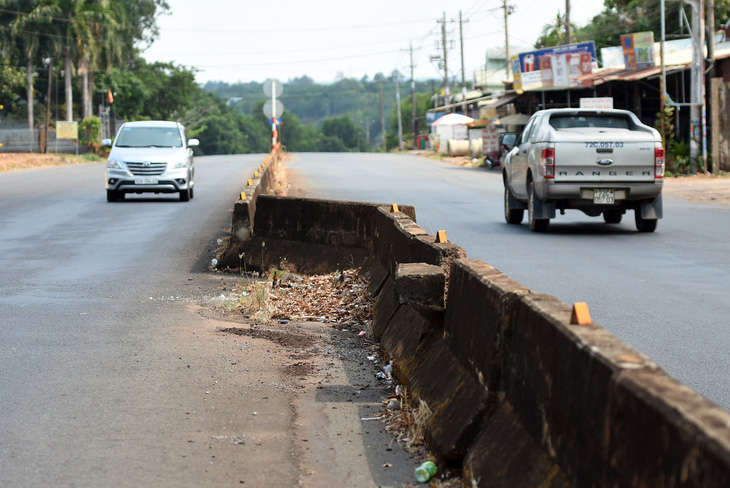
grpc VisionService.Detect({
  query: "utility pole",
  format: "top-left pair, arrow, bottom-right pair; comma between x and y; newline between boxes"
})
459,10 -> 468,114
503,0 -> 511,78
688,0 -> 706,168
441,12 -> 449,99
706,0 -> 716,172
410,42 -> 417,141
660,0 -> 666,153
565,0 -> 572,44
365,117 -> 370,150
395,74 -> 403,150
44,58 -> 52,154
379,79 -> 386,153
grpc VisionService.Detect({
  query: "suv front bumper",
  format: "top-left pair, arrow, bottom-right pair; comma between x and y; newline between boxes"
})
106,167 -> 192,194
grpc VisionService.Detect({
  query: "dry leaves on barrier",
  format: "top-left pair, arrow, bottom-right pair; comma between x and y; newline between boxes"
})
237,268 -> 373,326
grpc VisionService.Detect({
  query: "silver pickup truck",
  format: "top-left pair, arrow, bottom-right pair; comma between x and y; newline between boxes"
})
502,108 -> 665,232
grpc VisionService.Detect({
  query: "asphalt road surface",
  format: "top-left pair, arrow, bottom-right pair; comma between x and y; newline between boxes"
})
0,155 -> 415,487
288,152 -> 730,411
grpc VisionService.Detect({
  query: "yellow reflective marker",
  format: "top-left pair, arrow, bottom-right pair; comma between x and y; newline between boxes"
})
240,192 -> 247,200
254,172 -> 259,178
435,230 -> 448,243
390,204 -> 399,213
247,179 -> 253,186
571,302 -> 592,325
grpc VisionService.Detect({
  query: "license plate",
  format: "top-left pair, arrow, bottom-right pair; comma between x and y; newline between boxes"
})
135,178 -> 158,185
594,189 -> 615,204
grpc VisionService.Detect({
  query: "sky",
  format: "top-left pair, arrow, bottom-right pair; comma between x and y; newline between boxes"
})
140,0 -> 607,85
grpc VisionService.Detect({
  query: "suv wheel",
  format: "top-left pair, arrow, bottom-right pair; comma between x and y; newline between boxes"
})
179,187 -> 191,202
107,190 -> 119,202
635,211 -> 657,232
528,181 -> 549,232
504,185 -> 524,224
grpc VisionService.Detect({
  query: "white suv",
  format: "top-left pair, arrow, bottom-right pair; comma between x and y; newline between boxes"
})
104,121 -> 199,202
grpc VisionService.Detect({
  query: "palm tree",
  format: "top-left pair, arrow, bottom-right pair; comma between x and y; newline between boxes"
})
34,0 -> 99,121
0,0 -> 50,130
535,11 -> 577,48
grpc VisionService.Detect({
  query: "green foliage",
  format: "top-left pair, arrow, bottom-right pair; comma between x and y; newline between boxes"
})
204,76 -> 436,150
534,11 -> 579,48
572,0 -> 730,52
79,115 -> 101,145
670,139 -> 691,174
0,66 -> 25,104
388,92 -> 433,146
320,114 -> 363,151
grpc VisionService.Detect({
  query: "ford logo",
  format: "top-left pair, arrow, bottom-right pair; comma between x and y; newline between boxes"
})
596,158 -> 613,166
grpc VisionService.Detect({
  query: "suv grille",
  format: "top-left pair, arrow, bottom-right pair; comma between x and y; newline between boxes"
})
127,161 -> 167,176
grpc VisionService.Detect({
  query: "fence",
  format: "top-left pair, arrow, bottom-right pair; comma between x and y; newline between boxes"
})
0,128 -> 83,154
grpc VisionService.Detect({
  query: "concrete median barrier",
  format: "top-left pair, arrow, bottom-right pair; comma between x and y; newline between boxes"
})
220,176 -> 730,486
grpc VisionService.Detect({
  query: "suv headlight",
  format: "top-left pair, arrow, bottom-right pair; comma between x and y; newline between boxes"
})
171,159 -> 188,169
107,158 -> 123,169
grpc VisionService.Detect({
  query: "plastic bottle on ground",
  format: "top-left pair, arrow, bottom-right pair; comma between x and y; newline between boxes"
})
414,461 -> 437,483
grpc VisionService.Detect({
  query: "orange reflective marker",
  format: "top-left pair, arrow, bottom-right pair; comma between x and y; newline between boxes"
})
571,302 -> 592,325
435,230 -> 448,243
390,204 -> 399,213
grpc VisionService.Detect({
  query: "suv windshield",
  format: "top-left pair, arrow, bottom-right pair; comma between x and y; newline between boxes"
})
549,115 -> 630,130
115,127 -> 183,148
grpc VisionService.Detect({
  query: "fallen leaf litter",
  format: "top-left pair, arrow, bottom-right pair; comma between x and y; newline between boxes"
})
220,267 -> 461,485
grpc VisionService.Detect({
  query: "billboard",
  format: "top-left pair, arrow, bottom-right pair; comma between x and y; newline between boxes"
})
512,41 -> 597,92
621,32 -> 655,68
56,121 -> 78,140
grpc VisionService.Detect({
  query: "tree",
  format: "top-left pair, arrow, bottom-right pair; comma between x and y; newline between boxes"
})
319,114 -> 363,151
1,0 -> 55,129
535,11 -> 578,48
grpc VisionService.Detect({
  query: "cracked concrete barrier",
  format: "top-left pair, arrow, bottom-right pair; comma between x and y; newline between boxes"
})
221,189 -> 730,486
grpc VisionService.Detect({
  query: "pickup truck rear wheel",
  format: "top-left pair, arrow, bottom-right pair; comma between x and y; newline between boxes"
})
528,181 -> 549,232
504,186 -> 524,224
635,211 -> 658,232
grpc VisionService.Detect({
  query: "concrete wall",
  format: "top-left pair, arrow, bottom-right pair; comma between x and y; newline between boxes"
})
221,177 -> 730,486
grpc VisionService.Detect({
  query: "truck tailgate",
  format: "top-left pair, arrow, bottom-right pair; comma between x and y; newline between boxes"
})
552,129 -> 656,183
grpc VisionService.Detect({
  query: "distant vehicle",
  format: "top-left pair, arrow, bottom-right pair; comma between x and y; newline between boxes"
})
485,132 -> 517,169
502,108 -> 664,232
103,121 -> 199,202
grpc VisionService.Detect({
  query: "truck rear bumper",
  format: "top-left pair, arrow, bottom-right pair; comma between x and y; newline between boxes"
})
542,181 -> 663,201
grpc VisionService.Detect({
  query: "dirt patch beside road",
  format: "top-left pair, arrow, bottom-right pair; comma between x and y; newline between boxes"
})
662,173 -> 730,206
0,152 -> 102,172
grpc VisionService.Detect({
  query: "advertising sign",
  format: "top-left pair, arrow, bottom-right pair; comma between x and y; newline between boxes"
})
621,32 -> 655,68
56,121 -> 78,140
482,125 -> 499,153
512,41 -> 596,92
579,97 -> 614,110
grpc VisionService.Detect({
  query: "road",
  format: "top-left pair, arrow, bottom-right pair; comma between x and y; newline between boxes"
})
288,152 -> 730,411
0,155 -> 415,487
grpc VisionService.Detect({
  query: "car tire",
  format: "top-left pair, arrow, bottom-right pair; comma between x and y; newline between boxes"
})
179,187 -> 191,202
603,209 -> 623,224
190,185 -> 194,199
107,190 -> 119,202
504,185 -> 524,224
528,180 -> 549,232
635,211 -> 657,232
